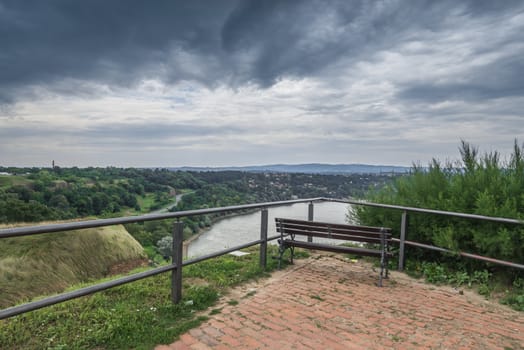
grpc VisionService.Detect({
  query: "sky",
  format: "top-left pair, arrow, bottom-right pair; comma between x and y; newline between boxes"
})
1,0 -> 523,168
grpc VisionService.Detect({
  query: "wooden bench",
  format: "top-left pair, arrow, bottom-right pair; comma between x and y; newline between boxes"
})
276,218 -> 393,287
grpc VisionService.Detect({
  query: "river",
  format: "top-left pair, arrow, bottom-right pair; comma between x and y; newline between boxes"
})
187,201 -> 353,258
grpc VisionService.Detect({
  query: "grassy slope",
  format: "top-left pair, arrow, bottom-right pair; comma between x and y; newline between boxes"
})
0,224 -> 146,308
0,245 -> 291,350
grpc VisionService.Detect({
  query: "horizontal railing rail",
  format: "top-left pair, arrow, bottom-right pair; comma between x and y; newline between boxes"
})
0,197 -> 324,239
325,197 -> 524,225
1,196 -> 523,321
324,197 -> 524,270
0,198 -> 320,320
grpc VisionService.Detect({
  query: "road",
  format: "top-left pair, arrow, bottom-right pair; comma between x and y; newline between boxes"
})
149,192 -> 190,214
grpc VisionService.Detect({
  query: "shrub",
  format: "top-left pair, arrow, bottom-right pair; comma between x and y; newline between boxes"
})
354,140 -> 524,300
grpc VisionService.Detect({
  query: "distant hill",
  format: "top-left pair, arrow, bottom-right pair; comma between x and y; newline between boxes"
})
0,224 -> 146,308
170,163 -> 411,175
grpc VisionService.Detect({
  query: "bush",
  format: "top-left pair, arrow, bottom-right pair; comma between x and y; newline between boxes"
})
156,236 -> 173,259
355,140 -> 524,268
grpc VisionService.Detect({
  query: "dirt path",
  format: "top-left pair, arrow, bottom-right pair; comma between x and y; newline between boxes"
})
156,255 -> 524,349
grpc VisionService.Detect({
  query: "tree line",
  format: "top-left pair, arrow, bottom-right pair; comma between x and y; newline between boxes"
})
0,167 -> 201,223
0,165 -> 399,262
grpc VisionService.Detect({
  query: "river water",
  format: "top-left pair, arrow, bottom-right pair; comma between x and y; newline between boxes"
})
187,201 -> 353,257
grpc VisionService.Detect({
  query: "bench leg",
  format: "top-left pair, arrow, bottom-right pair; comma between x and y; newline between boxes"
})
378,254 -> 385,287
277,243 -> 295,269
278,241 -> 292,269
278,243 -> 285,269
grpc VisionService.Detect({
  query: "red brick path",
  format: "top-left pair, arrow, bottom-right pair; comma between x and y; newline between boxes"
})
156,256 -> 524,349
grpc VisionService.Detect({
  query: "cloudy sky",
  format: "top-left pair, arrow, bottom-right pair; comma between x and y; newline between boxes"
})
1,0 -> 523,167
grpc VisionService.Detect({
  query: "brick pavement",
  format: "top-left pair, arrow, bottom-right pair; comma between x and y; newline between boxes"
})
156,255 -> 524,349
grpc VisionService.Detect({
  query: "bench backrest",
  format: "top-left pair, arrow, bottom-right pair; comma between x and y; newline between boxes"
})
275,218 -> 392,244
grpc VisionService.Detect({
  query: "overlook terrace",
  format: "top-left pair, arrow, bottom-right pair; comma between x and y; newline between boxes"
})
0,198 -> 524,348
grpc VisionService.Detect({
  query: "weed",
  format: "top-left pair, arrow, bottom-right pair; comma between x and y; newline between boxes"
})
391,334 -> 403,342
500,278 -> 524,311
243,290 -> 257,298
209,308 -> 222,315
421,262 -> 449,284
294,250 -> 310,259
310,294 -> 324,301
227,299 -> 239,306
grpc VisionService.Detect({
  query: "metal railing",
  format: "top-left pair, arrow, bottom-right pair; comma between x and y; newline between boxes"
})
327,198 -> 524,271
1,197 -> 523,320
0,198 -> 321,320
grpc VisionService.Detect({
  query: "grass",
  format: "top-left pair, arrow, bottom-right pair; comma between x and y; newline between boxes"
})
0,245 -> 293,349
0,175 -> 31,188
404,260 -> 524,311
136,194 -> 158,213
0,224 -> 145,308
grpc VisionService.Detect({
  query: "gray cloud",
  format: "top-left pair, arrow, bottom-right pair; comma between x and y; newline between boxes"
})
0,0 -> 234,102
1,0 -> 524,167
2,0 -> 523,102
0,122 -> 241,143
398,56 -> 524,104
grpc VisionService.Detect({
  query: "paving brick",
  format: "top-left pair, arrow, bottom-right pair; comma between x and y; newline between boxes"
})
220,334 -> 241,347
169,342 -> 191,350
180,333 -> 198,345
240,335 -> 265,349
201,326 -> 223,338
154,345 -> 173,350
189,343 -> 212,350
157,256 -> 524,349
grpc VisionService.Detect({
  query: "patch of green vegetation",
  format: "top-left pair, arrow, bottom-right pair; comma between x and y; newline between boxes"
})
227,299 -> 239,306
500,278 -> 524,311
136,193 -> 158,213
406,261 -> 498,298
403,253 -> 517,305
292,249 -> 310,259
391,334 -> 403,342
209,308 -> 222,315
310,294 -> 324,301
0,245 -> 291,349
243,290 -> 256,298
0,175 -> 31,188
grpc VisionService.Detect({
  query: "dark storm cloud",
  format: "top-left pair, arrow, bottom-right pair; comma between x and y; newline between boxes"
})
0,0 -> 235,102
1,0 -> 524,103
398,55 -> 524,104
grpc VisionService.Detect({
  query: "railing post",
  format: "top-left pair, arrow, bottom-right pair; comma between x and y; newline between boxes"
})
398,210 -> 408,271
308,201 -> 314,242
172,221 -> 184,303
259,208 -> 268,269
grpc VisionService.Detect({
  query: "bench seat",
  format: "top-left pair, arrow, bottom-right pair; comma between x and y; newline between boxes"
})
276,218 -> 393,286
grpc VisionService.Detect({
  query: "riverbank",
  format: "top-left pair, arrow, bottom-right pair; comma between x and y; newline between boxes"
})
182,207 -> 261,258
